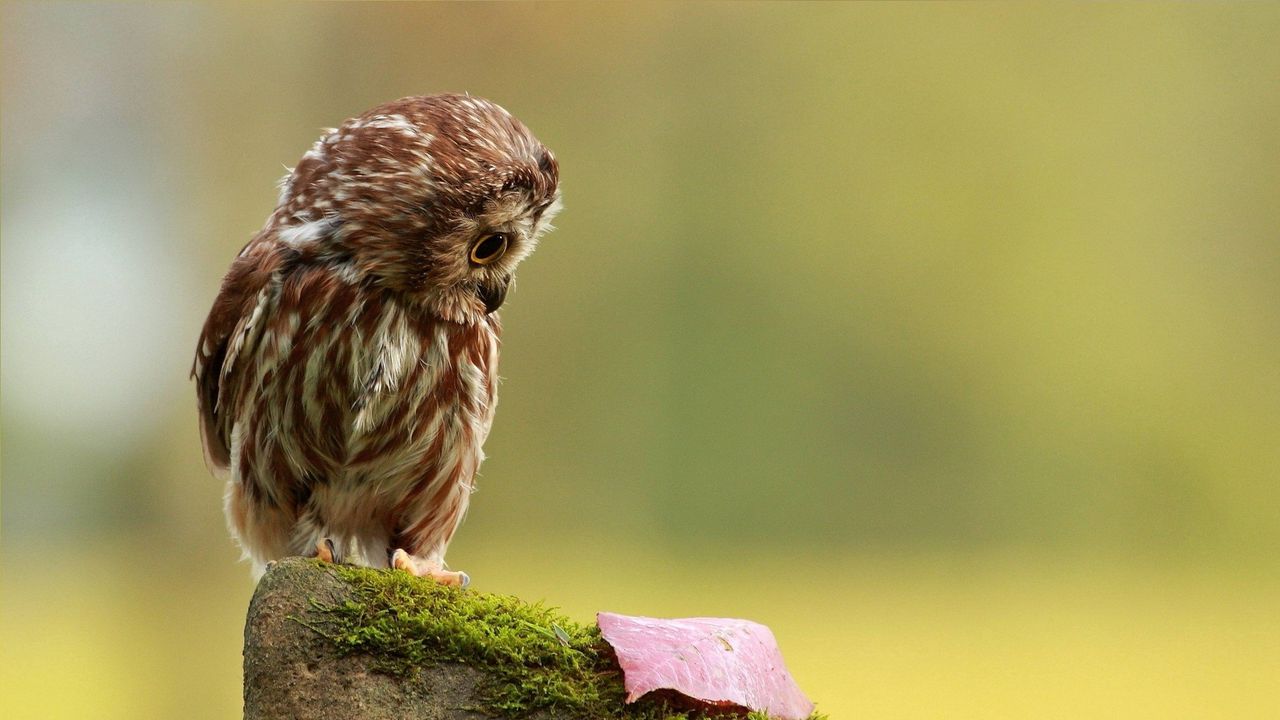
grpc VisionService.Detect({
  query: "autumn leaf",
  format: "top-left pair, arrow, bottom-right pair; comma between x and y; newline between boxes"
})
597,612 -> 814,720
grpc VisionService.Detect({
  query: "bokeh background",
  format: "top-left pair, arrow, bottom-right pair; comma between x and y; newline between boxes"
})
4,3 -> 1279,718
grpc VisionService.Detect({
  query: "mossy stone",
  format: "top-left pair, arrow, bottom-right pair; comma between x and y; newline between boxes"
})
243,558 -> 820,720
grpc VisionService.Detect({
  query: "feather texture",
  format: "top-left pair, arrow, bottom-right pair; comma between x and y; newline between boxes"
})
193,94 -> 558,577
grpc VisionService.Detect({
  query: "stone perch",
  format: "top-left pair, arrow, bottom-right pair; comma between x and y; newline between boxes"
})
243,558 -> 816,720
244,558 -> 498,719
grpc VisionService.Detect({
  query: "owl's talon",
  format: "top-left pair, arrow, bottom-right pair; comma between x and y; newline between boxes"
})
315,537 -> 341,564
390,548 -> 469,587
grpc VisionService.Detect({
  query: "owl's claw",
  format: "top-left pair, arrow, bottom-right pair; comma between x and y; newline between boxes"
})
390,548 -> 469,587
314,537 -> 342,564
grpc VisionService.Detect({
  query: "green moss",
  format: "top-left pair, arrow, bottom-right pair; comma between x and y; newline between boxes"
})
295,561 -> 824,720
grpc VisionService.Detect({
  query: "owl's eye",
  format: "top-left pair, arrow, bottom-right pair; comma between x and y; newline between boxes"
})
469,233 -> 508,266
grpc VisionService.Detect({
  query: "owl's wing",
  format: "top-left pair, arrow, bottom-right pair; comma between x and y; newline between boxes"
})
191,238 -> 281,474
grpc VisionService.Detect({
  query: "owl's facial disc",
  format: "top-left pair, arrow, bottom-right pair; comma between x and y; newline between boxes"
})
478,276 -> 510,314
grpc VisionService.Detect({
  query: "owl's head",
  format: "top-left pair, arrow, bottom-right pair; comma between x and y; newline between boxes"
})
270,94 -> 561,324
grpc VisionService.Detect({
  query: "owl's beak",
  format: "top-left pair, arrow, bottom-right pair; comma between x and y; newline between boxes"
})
478,276 -> 510,314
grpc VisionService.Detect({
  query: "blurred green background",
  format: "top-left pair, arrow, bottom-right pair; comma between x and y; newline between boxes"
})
3,3 -> 1279,718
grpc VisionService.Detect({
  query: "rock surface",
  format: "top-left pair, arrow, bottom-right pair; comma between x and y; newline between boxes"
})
244,558 -> 499,720
242,558 -> 818,720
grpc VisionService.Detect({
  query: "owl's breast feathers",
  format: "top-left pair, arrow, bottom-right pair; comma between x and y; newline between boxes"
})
192,242 -> 500,524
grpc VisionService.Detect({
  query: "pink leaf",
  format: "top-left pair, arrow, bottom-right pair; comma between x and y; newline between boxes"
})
597,612 -> 814,720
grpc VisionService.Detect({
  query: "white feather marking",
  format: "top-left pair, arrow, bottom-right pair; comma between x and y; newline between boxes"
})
276,218 -> 334,249
359,114 -> 423,138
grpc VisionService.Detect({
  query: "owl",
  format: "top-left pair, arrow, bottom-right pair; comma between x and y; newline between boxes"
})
192,94 -> 561,585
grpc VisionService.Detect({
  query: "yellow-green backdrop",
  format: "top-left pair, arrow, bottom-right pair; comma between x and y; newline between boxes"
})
3,3 -> 1278,718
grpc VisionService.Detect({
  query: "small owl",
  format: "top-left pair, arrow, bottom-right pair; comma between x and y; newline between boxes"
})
192,94 -> 561,584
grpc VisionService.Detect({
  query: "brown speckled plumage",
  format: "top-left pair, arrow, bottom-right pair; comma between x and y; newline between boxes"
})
193,95 -> 560,579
